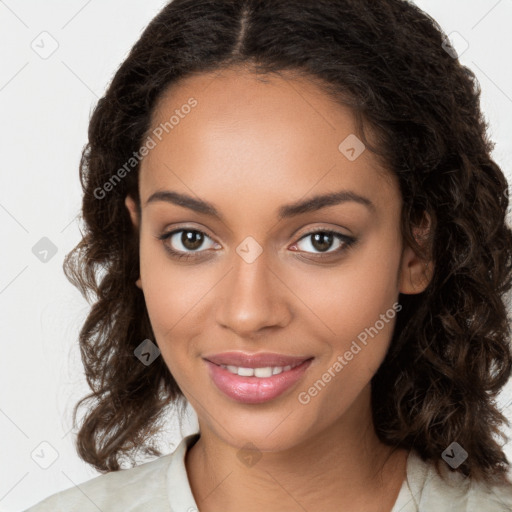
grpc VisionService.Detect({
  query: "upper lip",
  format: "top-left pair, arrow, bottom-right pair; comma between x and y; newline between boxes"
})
204,352 -> 313,368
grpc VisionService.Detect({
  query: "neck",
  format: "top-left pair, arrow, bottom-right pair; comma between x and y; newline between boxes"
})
185,387 -> 409,512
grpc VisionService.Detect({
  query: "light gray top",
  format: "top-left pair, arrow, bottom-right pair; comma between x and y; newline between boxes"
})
24,432 -> 512,511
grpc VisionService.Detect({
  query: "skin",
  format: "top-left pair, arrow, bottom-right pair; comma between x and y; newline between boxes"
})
125,67 -> 433,512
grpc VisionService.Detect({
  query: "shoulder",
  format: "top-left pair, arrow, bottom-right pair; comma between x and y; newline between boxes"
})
403,449 -> 512,512
23,452 -> 174,512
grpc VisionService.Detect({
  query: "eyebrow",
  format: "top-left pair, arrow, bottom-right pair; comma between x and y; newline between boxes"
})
145,189 -> 376,221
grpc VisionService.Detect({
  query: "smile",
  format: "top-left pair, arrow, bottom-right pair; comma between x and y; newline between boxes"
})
205,357 -> 314,404
219,361 -> 304,378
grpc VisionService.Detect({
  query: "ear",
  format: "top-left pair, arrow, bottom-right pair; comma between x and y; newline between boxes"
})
398,212 -> 434,295
124,194 -> 142,289
125,194 -> 140,230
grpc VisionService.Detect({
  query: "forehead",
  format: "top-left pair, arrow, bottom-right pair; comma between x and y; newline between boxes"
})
138,68 -> 399,214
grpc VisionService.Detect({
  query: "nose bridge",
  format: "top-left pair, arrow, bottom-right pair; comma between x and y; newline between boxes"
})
216,245 -> 290,335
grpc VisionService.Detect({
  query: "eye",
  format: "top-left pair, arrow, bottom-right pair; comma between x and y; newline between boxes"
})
157,227 -> 356,262
291,229 -> 356,256
158,228 -> 219,260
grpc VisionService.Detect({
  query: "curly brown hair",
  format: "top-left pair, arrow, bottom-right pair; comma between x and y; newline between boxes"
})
63,0 -> 512,485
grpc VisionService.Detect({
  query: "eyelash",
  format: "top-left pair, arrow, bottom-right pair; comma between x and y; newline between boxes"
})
157,227 -> 357,262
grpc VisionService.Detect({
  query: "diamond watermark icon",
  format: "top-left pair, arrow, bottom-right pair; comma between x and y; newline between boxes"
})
237,442 -> 262,467
236,236 -> 263,264
441,31 -> 469,59
30,31 -> 59,60
31,441 -> 59,469
442,441 -> 468,469
338,134 -> 366,161
134,339 -> 161,366
32,237 -> 58,263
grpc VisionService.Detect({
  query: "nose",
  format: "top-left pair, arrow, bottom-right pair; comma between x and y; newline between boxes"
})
215,249 -> 293,338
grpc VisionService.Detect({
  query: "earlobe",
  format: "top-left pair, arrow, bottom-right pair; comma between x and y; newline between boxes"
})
125,194 -> 140,230
398,245 -> 433,294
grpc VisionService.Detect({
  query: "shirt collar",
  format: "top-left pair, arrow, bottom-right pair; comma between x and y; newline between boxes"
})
166,432 -> 201,511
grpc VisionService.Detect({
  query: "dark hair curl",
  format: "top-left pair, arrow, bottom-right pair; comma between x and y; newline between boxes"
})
63,0 -> 512,485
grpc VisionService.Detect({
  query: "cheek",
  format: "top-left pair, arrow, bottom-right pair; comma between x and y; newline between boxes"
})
139,232 -> 208,324
290,234 -> 402,376
138,236 -> 191,350
138,234 -> 220,376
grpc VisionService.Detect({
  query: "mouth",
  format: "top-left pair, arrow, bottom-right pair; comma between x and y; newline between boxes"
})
203,353 -> 314,404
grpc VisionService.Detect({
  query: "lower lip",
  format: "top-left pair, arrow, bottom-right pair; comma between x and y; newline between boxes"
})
205,358 -> 313,404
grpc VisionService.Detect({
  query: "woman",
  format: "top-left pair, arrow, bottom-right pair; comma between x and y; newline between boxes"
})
26,0 -> 512,510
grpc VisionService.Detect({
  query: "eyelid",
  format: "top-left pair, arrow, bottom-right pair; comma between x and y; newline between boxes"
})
293,224 -> 353,240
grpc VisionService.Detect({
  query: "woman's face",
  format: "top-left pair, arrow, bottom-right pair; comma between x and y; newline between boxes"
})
125,68 -> 430,452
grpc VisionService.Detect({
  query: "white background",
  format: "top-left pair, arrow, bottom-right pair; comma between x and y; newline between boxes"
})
1,1 -> 512,510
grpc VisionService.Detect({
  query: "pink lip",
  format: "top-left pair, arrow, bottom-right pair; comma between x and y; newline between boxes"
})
205,357 -> 314,404
204,351 -> 312,368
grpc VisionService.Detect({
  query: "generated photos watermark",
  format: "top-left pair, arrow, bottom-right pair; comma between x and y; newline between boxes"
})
298,301 -> 402,405
93,97 -> 198,200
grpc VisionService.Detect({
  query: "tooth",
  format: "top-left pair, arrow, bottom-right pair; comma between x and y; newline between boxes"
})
219,363 -> 303,377
254,367 -> 273,378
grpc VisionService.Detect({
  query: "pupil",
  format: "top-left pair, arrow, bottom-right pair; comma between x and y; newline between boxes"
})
312,232 -> 333,252
182,230 -> 203,250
